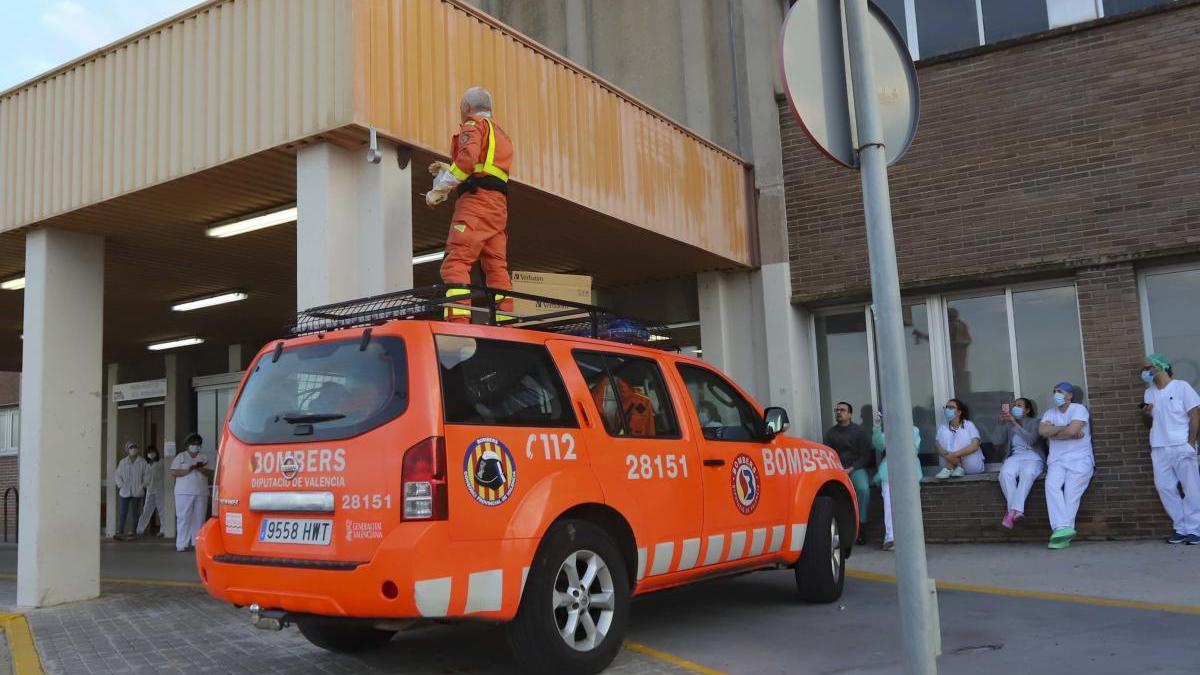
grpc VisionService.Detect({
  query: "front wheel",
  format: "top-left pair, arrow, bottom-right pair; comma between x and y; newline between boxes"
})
795,495 -> 848,603
506,519 -> 631,675
296,619 -> 395,653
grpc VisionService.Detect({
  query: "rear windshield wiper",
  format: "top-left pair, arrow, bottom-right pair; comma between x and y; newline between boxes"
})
282,413 -> 346,424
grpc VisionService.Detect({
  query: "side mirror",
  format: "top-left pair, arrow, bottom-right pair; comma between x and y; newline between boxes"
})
764,407 -> 790,437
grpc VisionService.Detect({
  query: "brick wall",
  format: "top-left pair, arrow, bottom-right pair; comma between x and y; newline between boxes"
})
781,3 -> 1200,305
780,7 -> 1200,541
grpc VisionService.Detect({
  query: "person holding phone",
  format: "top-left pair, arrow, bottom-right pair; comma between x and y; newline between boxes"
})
992,398 -> 1046,529
171,432 -> 213,552
934,398 -> 983,479
1139,353 -> 1200,544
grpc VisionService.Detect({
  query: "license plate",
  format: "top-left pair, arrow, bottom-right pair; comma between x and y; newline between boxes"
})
257,518 -> 333,545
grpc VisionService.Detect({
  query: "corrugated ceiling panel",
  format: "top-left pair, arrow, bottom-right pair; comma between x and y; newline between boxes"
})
354,0 -> 753,266
0,0 -> 354,233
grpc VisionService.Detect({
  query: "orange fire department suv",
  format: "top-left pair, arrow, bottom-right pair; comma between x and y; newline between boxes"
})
196,311 -> 857,674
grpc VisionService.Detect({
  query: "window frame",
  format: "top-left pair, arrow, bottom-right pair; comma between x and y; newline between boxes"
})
1138,260 -> 1200,356
437,336 -> 579,429
0,407 -> 17,456
571,349 -> 683,441
675,363 -> 767,444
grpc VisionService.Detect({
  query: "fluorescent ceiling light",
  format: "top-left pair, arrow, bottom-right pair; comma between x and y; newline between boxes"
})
206,206 -> 297,238
648,334 -> 670,342
1,276 -> 25,291
148,337 -> 205,351
172,291 -> 248,312
413,250 -> 446,265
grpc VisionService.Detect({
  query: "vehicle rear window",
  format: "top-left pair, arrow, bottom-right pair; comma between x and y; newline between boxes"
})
229,337 -> 409,443
436,335 -> 576,427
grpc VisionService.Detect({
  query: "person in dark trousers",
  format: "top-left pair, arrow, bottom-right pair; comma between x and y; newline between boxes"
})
824,401 -> 874,544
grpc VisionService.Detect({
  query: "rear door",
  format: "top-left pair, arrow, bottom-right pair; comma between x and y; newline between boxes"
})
551,343 -> 703,586
674,363 -> 789,567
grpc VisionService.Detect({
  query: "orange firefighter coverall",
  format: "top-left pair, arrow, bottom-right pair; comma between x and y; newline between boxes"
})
440,114 -> 515,321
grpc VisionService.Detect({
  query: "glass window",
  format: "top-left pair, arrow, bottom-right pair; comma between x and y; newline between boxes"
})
1012,286 -> 1086,412
1144,267 -> 1200,387
900,304 -> 937,458
914,0 -> 980,58
1105,0 -> 1171,16
875,0 -> 908,43
574,351 -> 680,438
815,310 -> 873,434
677,365 -> 764,442
1047,0 -> 1100,28
981,0 -> 1049,43
438,336 -> 576,427
946,294 -> 1013,451
230,337 -> 410,443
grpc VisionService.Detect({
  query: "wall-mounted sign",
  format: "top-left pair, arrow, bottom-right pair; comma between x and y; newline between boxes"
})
112,379 -> 167,403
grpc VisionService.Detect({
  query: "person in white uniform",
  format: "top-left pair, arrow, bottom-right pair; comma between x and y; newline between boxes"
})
1139,353 -> 1200,545
992,397 -> 1046,529
114,441 -> 150,540
871,408 -> 922,552
135,446 -> 165,537
1039,382 -> 1094,549
934,399 -> 984,479
171,432 -> 213,552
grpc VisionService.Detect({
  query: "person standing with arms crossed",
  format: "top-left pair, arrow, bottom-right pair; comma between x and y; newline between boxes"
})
171,433 -> 212,552
1139,353 -> 1200,544
1040,382 -> 1094,550
426,87 -> 515,322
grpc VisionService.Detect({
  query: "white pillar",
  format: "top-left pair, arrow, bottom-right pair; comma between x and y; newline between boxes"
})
296,141 -> 413,310
162,354 -> 181,538
104,363 -> 118,538
227,344 -> 242,372
17,228 -> 104,607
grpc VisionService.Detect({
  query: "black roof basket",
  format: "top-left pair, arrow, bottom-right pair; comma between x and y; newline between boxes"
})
291,283 -> 674,348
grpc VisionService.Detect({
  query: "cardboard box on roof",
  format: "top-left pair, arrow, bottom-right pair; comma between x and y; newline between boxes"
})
510,270 -> 593,317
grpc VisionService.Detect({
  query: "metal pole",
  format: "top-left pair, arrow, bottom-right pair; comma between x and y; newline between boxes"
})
842,1 -> 939,673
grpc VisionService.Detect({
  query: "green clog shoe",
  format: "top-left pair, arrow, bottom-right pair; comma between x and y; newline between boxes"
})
1048,527 -> 1076,549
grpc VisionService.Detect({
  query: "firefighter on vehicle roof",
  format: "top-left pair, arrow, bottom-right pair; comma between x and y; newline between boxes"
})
426,86 -> 515,323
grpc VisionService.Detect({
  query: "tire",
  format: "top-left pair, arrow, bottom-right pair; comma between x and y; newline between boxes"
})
296,619 -> 396,653
505,519 -> 631,675
795,495 -> 848,603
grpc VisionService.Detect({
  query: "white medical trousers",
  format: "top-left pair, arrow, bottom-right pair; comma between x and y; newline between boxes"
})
136,491 -> 163,535
175,493 -> 207,551
1045,455 -> 1094,531
882,480 -> 894,543
999,455 -> 1044,514
1151,443 -> 1200,537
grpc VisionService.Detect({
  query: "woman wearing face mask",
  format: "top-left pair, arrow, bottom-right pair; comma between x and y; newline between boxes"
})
135,446 -> 165,538
992,398 -> 1045,529
114,441 -> 150,541
171,433 -> 213,552
934,399 -> 983,479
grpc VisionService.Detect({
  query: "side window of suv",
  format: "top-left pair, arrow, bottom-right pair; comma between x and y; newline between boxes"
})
573,351 -> 681,438
436,335 -> 577,427
677,364 -> 764,442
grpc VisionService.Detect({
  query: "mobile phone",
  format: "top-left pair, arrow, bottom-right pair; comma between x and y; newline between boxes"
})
1001,403 -> 1010,414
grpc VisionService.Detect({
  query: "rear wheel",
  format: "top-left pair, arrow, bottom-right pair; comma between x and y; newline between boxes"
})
506,519 -> 630,675
296,619 -> 395,653
795,495 -> 848,603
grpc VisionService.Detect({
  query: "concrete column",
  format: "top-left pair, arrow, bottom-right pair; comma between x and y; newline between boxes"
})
17,229 -> 104,607
679,0 -> 714,139
227,344 -> 242,372
104,363 -> 118,538
565,0 -> 592,68
161,354 -> 184,538
296,141 -> 413,310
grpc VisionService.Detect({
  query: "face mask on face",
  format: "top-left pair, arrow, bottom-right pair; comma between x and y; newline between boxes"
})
147,454 -> 157,461
126,448 -> 137,457
1141,369 -> 1155,384
944,408 -> 957,422
188,444 -> 201,454
1053,392 -> 1067,406
1011,406 -> 1025,419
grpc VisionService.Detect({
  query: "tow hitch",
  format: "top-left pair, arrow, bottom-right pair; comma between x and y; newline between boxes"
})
248,604 -> 289,631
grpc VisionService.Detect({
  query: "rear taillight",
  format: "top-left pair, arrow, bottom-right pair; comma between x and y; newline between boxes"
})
402,437 -> 448,521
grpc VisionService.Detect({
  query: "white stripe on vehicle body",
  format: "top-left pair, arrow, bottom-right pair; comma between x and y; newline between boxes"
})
728,531 -> 746,561
636,547 -> 647,581
769,525 -> 786,553
748,528 -> 767,557
413,577 -> 452,617
650,542 -> 674,576
790,523 -> 808,553
677,537 -> 701,571
464,569 -> 504,614
703,534 -> 725,566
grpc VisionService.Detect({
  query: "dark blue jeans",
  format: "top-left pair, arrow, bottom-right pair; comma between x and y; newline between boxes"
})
117,496 -> 143,535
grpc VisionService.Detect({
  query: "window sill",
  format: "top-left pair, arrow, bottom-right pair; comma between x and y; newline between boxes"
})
0,449 -> 17,458
920,472 -> 999,485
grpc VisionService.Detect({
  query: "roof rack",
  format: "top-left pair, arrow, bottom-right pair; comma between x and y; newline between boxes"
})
291,284 -> 675,348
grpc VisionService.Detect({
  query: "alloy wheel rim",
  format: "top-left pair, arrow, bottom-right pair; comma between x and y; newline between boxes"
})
552,549 -> 616,652
830,519 -> 843,579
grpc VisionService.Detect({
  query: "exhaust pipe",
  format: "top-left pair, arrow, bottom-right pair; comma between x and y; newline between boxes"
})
248,604 -> 289,631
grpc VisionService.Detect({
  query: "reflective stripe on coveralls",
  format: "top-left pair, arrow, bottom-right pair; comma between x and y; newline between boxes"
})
448,118 -> 509,182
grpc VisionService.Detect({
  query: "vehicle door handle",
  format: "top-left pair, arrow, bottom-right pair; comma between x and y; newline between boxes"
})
703,459 -> 725,467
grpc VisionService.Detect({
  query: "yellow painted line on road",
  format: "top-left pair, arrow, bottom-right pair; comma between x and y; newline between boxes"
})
847,568 -> 1200,615
625,641 -> 728,675
0,613 -> 45,675
101,577 -> 203,589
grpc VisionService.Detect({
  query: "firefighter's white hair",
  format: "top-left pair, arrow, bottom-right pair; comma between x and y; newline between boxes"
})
460,86 -> 493,114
